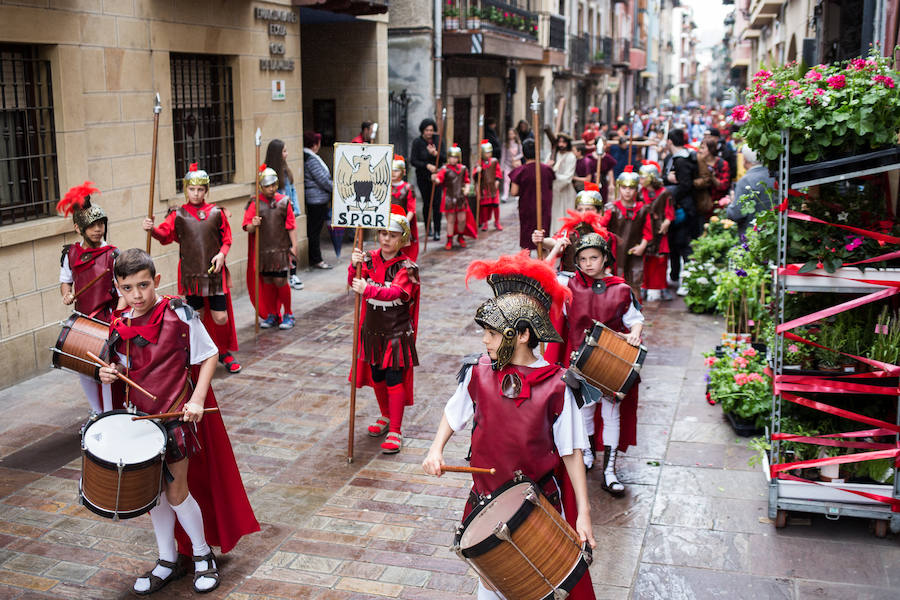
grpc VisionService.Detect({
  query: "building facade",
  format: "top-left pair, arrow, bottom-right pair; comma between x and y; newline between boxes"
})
0,0 -> 387,389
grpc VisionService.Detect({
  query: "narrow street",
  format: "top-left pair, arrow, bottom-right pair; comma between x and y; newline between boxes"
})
0,204 -> 897,599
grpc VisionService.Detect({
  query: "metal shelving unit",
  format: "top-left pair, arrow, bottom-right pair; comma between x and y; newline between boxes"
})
769,132 -> 900,535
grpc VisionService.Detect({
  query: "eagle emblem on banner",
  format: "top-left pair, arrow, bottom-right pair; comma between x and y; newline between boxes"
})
335,151 -> 391,212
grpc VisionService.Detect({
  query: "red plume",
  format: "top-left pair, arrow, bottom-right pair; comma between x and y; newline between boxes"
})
466,251 -> 572,318
559,209 -> 610,238
56,181 -> 100,217
394,154 -> 405,161
583,182 -> 600,192
189,162 -> 198,171
623,165 -> 634,173
390,204 -> 406,217
641,159 -> 661,172
481,139 -> 490,144
259,163 -> 267,172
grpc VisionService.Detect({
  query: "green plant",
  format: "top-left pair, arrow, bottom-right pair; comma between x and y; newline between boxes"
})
443,2 -> 459,17
868,306 -> 900,365
682,259 -> 719,313
467,6 -> 480,17
813,319 -> 844,368
748,436 -> 771,468
706,341 -> 771,428
733,49 -> 900,168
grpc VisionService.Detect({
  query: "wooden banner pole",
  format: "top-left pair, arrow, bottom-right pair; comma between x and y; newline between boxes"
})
145,94 -> 161,254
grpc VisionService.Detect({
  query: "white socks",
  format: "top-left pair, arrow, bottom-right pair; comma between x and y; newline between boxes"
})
580,404 -> 596,437
134,495 -> 178,593
79,377 -> 113,414
171,495 -> 216,591
600,397 -> 621,450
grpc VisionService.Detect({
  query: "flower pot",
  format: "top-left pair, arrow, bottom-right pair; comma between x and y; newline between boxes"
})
444,17 -> 458,30
724,411 -> 764,437
816,364 -> 842,373
819,462 -> 841,482
466,17 -> 480,29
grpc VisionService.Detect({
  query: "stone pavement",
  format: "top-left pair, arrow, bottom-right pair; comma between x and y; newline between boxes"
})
0,204 -> 898,599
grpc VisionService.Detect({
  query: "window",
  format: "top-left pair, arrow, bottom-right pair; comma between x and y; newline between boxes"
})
170,53 -> 235,192
0,44 -> 59,226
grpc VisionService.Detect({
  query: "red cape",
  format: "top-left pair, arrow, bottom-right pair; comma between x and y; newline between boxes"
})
176,367 -> 260,555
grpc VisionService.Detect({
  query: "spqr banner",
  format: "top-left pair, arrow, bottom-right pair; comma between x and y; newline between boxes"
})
331,143 -> 394,229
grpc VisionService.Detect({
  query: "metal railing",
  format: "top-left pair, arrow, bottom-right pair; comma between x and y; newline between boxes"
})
548,15 -> 566,50
0,44 -> 59,225
612,38 -> 630,65
447,0 -> 539,41
592,36 -> 612,65
569,35 -> 589,73
389,89 -> 410,159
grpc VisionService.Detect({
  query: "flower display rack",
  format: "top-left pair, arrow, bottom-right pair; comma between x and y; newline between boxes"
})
769,130 -> 900,536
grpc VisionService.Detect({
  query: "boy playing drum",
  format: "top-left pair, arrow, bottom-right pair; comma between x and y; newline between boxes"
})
422,253 -> 596,600
99,249 -> 258,595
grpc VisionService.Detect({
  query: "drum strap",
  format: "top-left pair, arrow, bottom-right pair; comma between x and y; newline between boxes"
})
467,471 -> 559,509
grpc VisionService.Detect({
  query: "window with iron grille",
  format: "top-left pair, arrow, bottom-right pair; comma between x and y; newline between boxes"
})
0,44 -> 59,226
170,53 -> 235,193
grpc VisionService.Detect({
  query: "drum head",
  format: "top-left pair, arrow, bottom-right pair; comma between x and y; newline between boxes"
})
83,413 -> 166,464
459,482 -> 532,550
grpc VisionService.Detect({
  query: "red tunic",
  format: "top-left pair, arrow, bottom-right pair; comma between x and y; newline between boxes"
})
475,158 -> 501,206
109,298 -> 259,554
640,187 -> 674,256
544,273 -> 639,451
63,244 -> 118,321
242,193 -> 295,310
463,356 -> 595,600
390,181 -> 419,262
350,249 -> 419,405
433,164 -> 478,238
150,202 -> 238,353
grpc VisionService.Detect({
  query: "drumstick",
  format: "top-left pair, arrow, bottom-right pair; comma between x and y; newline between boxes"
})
132,407 -> 219,421
72,268 -> 110,300
85,351 -> 158,402
441,465 -> 496,475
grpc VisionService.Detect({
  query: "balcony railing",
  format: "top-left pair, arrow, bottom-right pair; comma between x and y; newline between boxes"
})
548,15 -> 566,50
612,38 -> 630,65
569,35 -> 589,73
592,36 -> 612,66
443,0 -> 539,41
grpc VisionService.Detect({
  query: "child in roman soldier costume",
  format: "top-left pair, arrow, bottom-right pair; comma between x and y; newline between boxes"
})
349,205 -> 419,454
602,166 -> 647,296
432,144 -> 477,250
99,249 -> 258,596
472,139 -> 502,231
390,155 -> 419,262
243,165 -> 298,330
142,164 -> 241,373
422,253 -> 596,600
638,161 -> 674,301
531,182 -> 616,274
545,234 -> 644,493
57,182 -> 122,414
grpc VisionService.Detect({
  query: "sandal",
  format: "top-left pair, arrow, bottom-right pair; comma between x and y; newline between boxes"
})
219,353 -> 242,374
192,551 -> 220,594
367,417 -> 390,437
132,558 -> 185,596
381,432 -> 402,454
314,261 -> 333,270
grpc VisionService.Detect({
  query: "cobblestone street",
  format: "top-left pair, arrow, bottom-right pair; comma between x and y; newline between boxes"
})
0,204 -> 898,599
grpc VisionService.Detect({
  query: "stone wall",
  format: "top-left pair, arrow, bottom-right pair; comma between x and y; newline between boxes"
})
0,0 -> 304,389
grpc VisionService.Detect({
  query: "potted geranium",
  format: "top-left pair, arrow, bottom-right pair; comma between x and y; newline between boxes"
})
466,6 -> 480,29
706,341 -> 771,434
732,50 -> 900,168
443,1 -> 459,29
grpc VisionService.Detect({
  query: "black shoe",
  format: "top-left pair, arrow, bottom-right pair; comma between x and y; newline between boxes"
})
432,232 -> 440,241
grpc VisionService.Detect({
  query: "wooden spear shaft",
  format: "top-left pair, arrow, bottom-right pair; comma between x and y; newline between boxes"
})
423,102 -> 444,251
474,114 -> 484,231
531,89 -> 544,260
145,94 -> 161,254
347,227 -> 364,463
72,268 -> 109,300
254,128 -> 262,335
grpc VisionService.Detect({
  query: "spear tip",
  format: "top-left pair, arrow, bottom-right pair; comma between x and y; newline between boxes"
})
255,128 -> 262,146
153,92 -> 161,113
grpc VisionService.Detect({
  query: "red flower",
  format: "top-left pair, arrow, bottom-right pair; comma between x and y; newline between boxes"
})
826,74 -> 846,89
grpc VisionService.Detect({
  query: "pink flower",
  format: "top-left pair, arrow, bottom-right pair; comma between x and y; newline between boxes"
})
813,88 -> 824,96
845,236 -> 863,251
826,74 -> 846,89
787,80 -> 799,87
873,74 -> 895,88
734,373 -> 749,386
765,95 -> 780,108
849,58 -> 867,70
790,88 -> 803,98
704,356 -> 716,366
787,344 -> 800,353
732,356 -> 749,369
753,69 -> 772,81
731,104 -> 749,123
742,347 -> 758,357
747,373 -> 765,383
805,70 -> 823,82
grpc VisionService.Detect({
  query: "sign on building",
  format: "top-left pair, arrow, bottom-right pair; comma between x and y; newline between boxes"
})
331,143 -> 393,229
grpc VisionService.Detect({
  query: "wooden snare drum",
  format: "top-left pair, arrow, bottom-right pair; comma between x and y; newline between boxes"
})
51,312 -> 110,381
80,410 -> 166,520
451,474 -> 592,600
570,320 -> 646,400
